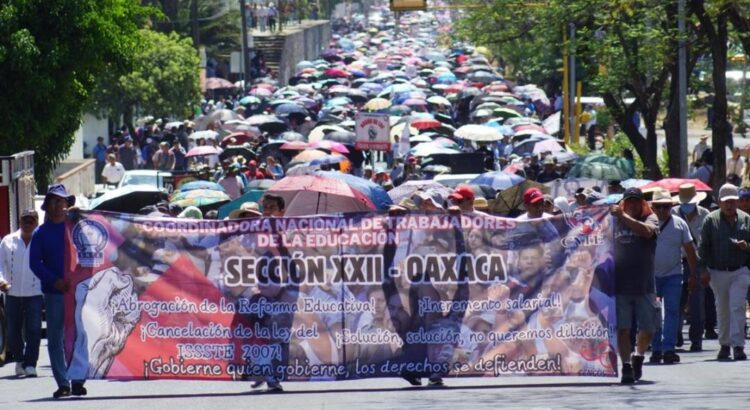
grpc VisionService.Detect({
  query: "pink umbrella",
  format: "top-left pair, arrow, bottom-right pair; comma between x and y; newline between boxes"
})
532,139 -> 566,154
280,141 -> 310,151
403,98 -> 428,107
267,175 -> 375,216
310,140 -> 350,154
186,146 -> 220,157
250,87 -> 273,97
205,77 -> 235,90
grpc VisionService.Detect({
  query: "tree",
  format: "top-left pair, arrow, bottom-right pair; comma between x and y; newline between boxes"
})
0,0 -> 150,189
456,0 -> 683,179
89,30 -> 202,124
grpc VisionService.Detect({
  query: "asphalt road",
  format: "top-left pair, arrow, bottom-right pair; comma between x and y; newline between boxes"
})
1,332 -> 748,410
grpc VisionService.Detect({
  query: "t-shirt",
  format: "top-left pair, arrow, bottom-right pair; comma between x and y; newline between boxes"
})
613,213 -> 659,295
101,162 -> 125,184
654,216 -> 692,278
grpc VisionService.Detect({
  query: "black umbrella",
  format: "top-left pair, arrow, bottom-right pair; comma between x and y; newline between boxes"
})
324,130 -> 357,144
220,145 -> 256,162
274,103 -> 308,116
88,185 -> 168,214
467,71 -> 497,84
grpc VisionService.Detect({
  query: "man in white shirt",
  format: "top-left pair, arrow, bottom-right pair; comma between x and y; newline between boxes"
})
101,154 -> 125,185
0,209 -> 43,377
517,187 -> 553,220
726,147 -> 745,186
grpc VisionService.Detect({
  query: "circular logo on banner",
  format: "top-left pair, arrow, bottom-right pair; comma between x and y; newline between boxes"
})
72,220 -> 109,268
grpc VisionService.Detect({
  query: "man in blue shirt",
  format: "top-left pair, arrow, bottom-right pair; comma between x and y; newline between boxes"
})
92,136 -> 108,184
30,184 -> 87,398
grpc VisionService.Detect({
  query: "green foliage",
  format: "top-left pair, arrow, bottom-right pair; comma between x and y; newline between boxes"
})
90,29 -> 201,120
0,0 -> 151,188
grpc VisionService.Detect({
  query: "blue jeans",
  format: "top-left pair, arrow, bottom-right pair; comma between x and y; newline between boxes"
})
652,274 -> 684,352
44,293 -> 72,388
5,295 -> 43,367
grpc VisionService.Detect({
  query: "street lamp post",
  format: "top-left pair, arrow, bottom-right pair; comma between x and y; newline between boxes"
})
240,0 -> 252,93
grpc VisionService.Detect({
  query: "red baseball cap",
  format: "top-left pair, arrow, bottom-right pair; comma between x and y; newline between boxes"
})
523,187 -> 544,204
249,160 -> 257,166
449,184 -> 475,201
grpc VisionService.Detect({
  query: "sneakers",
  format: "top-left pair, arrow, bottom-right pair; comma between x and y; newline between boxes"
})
717,345 -> 732,361
705,329 -> 719,339
427,376 -> 445,387
15,362 -> 25,377
689,343 -> 703,352
620,363 -> 635,384
24,366 -> 37,377
265,381 -> 283,393
662,351 -> 680,364
631,355 -> 644,381
402,375 -> 422,386
71,383 -> 87,396
53,386 -> 71,399
649,351 -> 662,364
733,347 -> 747,361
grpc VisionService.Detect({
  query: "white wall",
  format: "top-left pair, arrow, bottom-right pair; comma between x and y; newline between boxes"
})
66,113 -> 109,161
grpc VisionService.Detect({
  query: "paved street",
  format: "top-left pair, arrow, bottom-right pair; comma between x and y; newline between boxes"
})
1,332 -> 748,409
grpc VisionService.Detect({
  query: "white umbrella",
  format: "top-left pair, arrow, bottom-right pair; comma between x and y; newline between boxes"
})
454,124 -> 503,142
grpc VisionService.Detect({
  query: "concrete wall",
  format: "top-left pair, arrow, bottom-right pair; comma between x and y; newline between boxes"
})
278,21 -> 332,86
68,113 -> 109,161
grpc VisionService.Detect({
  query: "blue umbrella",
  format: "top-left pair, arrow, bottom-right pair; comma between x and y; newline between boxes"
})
274,103 -> 307,116
309,155 -> 346,166
469,171 -> 525,191
315,171 -> 393,211
325,96 -> 353,107
180,180 -> 225,193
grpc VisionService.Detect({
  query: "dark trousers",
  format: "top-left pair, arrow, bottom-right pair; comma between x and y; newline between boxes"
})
678,259 -> 705,345
95,160 -> 105,184
5,295 -> 43,367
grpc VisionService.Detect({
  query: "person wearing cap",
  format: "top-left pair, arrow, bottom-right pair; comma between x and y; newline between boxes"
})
245,159 -> 266,180
412,190 -> 444,212
448,184 -> 478,214
517,187 -> 552,220
648,189 -> 698,365
0,209 -> 42,378
698,183 -> 750,361
227,202 -> 263,219
152,141 -> 175,171
101,153 -> 125,186
219,164 -> 244,200
671,183 -> 713,350
29,184 -> 87,397
536,158 -> 560,183
609,187 -> 659,384
692,134 -> 710,164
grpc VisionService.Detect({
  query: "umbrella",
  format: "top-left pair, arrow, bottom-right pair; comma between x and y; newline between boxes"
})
170,189 -> 231,210
494,107 -> 523,119
180,181 -> 225,193
221,132 -> 256,147
246,114 -> 288,133
88,185 -> 167,214
567,161 -> 634,181
639,178 -> 712,193
426,96 -> 451,106
266,175 -> 377,216
454,124 -> 503,142
310,140 -> 350,153
292,149 -> 334,163
308,125 -> 349,142
621,179 -> 654,189
410,118 -> 443,130
278,131 -> 306,142
315,171 -> 393,211
239,95 -> 262,105
469,171 -> 526,191
467,71 -> 497,84
188,130 -> 219,141
387,181 -> 453,204
205,77 -> 236,90
364,98 -> 392,111
274,103 -> 307,116
186,146 -> 221,157
309,155 -> 347,166
410,142 -> 461,157
323,130 -> 357,145
403,98 -> 428,107
220,145 -> 255,162
512,136 -> 561,155
280,141 -> 310,151
491,180 -> 548,215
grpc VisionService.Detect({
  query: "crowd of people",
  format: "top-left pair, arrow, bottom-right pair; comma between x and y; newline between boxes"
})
2,4 -> 750,399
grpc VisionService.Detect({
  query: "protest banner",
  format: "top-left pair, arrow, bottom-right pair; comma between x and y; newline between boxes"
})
355,113 -> 391,151
64,208 -> 617,381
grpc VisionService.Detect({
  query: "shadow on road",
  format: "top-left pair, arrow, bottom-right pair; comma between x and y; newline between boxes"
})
26,380 -> 619,402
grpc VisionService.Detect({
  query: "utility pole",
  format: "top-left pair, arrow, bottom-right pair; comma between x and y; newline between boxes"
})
191,0 -> 200,47
677,0 -> 688,177
240,0 -> 252,92
568,23 -> 576,145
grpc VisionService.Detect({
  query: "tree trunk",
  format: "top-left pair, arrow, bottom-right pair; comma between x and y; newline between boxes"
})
711,13 -> 728,189
664,61 -> 682,176
642,110 -> 663,180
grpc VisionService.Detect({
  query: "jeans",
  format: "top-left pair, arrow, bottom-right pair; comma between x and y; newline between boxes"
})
652,274 -> 683,352
5,295 -> 43,367
44,293 -> 85,388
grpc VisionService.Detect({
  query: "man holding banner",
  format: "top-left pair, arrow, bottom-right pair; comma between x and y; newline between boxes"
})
610,188 -> 659,384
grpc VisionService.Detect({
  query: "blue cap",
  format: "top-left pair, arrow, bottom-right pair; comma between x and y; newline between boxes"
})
739,187 -> 750,199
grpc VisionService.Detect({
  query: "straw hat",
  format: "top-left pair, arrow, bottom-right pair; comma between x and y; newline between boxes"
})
650,188 -> 676,204
672,183 -> 707,204
473,197 -> 490,211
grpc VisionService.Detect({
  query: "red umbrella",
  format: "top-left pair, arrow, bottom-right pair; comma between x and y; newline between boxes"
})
411,118 -> 443,130
444,84 -> 465,94
640,178 -> 712,193
324,68 -> 350,78
310,140 -> 350,154
186,146 -> 221,157
267,175 -> 375,216
221,132 -> 255,147
453,66 -> 472,74
280,141 -> 310,150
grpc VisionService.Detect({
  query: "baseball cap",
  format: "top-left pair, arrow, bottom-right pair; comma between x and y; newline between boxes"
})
739,187 -> 750,199
621,187 -> 644,201
448,184 -> 475,201
21,209 -> 38,219
523,187 -> 544,204
719,183 -> 739,201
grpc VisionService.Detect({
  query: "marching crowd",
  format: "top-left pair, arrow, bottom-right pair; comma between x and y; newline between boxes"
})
2,5 -> 750,399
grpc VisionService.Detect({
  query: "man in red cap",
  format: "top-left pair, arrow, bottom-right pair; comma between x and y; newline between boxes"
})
448,184 -> 478,214
244,159 -> 265,181
517,187 -> 552,220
